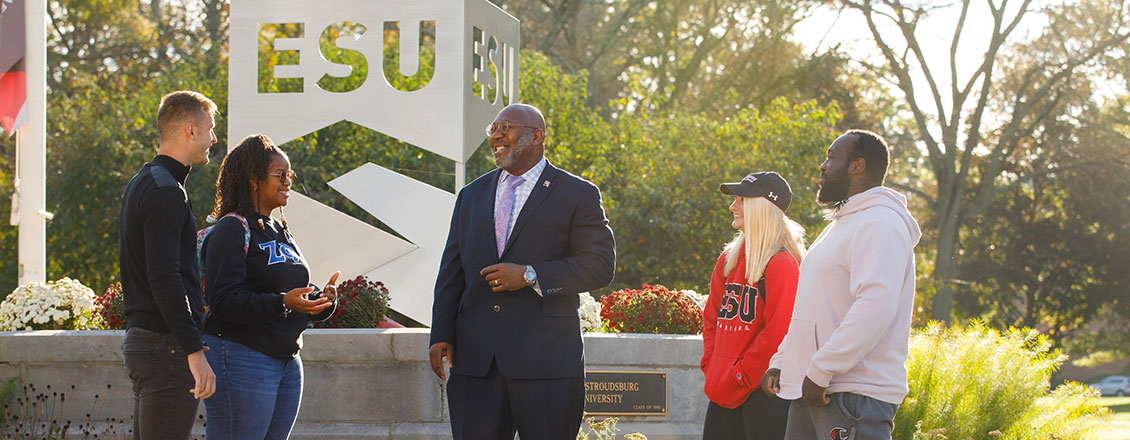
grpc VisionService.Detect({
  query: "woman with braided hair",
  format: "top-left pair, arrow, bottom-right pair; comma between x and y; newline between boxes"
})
199,134 -> 340,439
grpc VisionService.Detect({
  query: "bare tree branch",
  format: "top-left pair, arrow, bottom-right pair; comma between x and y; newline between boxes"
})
891,3 -> 950,147
582,0 -> 655,71
948,0 -> 970,108
888,181 -> 938,210
538,0 -> 582,53
661,12 -> 732,111
846,0 -> 947,177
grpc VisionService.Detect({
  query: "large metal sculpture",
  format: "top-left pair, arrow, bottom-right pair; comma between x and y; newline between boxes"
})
229,0 -> 520,325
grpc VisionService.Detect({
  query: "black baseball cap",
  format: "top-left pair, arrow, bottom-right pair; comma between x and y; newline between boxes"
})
719,171 -> 793,213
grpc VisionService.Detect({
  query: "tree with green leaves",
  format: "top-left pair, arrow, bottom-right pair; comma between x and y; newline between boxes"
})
840,0 -> 1130,322
494,0 -> 882,125
955,97 -> 1130,343
598,98 -> 840,292
0,0 -> 230,294
1,1 -> 855,301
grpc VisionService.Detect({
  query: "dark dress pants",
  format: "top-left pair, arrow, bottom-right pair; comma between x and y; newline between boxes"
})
122,327 -> 200,440
447,360 -> 584,440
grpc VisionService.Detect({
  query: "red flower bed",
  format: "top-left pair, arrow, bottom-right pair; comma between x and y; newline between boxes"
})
312,275 -> 391,328
599,284 -> 702,334
96,282 -> 126,330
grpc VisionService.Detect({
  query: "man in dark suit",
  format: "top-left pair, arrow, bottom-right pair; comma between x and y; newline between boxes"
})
429,103 -> 616,439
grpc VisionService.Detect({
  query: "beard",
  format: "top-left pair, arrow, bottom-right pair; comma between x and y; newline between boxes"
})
817,167 -> 850,205
494,131 -> 534,169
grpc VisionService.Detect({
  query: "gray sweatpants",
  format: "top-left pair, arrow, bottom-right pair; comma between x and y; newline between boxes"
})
784,393 -> 897,440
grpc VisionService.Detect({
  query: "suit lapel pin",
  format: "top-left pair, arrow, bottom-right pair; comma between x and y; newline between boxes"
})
543,180 -> 551,187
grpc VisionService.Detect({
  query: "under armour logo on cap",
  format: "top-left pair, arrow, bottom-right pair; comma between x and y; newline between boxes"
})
719,171 -> 793,213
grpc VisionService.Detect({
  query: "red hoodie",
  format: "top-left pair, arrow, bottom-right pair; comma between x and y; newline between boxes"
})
701,249 -> 799,408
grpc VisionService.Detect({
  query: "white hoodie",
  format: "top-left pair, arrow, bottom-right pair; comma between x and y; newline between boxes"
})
768,186 -> 921,405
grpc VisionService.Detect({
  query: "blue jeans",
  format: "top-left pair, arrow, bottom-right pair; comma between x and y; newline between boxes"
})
202,335 -> 303,440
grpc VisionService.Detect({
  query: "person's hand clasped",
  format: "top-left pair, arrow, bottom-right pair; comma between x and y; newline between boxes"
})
283,286 -> 330,315
429,342 -> 454,381
801,375 -> 830,407
761,368 -> 781,397
480,263 -> 527,292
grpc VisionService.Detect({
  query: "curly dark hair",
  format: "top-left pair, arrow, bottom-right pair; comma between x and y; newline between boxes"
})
210,134 -> 288,219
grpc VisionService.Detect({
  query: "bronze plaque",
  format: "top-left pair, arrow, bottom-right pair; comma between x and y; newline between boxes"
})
583,370 -> 667,416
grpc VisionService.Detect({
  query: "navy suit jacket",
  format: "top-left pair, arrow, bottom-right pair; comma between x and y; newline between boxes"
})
430,161 -> 616,379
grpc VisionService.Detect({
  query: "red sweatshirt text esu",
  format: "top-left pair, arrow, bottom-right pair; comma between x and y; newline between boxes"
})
700,249 -> 799,408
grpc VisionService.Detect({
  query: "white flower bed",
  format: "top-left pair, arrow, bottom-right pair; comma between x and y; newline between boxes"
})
0,278 -> 103,331
681,289 -> 707,310
578,292 -> 602,332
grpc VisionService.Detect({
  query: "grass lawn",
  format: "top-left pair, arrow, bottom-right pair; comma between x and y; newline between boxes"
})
1100,397 -> 1130,440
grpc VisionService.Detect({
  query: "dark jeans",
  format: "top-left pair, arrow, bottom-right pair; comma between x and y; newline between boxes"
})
202,335 -> 303,440
122,326 -> 200,440
703,391 -> 790,440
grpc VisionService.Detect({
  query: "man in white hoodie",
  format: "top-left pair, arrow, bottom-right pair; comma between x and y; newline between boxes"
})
760,130 -> 921,439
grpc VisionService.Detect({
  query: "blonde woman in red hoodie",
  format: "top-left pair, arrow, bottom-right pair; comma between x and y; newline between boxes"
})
701,171 -> 807,439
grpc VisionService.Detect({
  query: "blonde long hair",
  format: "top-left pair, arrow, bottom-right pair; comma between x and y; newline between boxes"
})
722,197 -> 807,283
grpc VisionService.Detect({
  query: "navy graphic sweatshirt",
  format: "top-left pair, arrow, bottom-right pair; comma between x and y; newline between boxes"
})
201,213 -> 334,360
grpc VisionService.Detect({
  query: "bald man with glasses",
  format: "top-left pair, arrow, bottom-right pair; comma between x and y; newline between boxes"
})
429,103 -> 616,440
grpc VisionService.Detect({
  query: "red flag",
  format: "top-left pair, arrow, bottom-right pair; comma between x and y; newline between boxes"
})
0,0 -> 27,135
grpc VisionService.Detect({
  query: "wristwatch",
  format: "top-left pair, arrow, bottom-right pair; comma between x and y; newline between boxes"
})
523,265 -> 537,287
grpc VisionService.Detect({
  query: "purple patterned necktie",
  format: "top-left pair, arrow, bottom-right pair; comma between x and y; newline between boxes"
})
495,175 -> 524,256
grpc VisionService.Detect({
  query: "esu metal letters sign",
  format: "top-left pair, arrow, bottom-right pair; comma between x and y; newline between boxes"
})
228,0 -> 521,325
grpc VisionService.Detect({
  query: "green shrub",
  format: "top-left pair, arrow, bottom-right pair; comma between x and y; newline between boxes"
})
897,323 -> 1109,440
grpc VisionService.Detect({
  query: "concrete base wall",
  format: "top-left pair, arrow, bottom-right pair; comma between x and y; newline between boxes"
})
0,330 -> 708,439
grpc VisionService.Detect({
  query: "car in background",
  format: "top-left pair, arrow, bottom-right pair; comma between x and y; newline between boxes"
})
1090,375 -> 1130,397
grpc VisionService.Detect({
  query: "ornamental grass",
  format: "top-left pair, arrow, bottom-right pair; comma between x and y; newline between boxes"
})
897,323 -> 1108,440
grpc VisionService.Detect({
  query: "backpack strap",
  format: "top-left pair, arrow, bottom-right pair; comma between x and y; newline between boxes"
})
196,213 -> 251,292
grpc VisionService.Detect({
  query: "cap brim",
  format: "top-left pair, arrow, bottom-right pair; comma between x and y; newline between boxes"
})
719,183 -> 741,195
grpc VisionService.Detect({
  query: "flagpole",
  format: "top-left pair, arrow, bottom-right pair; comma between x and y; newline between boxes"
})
9,127 -> 18,227
16,0 -> 47,285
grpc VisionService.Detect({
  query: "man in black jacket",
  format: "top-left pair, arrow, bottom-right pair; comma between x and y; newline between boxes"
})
119,90 -> 218,439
